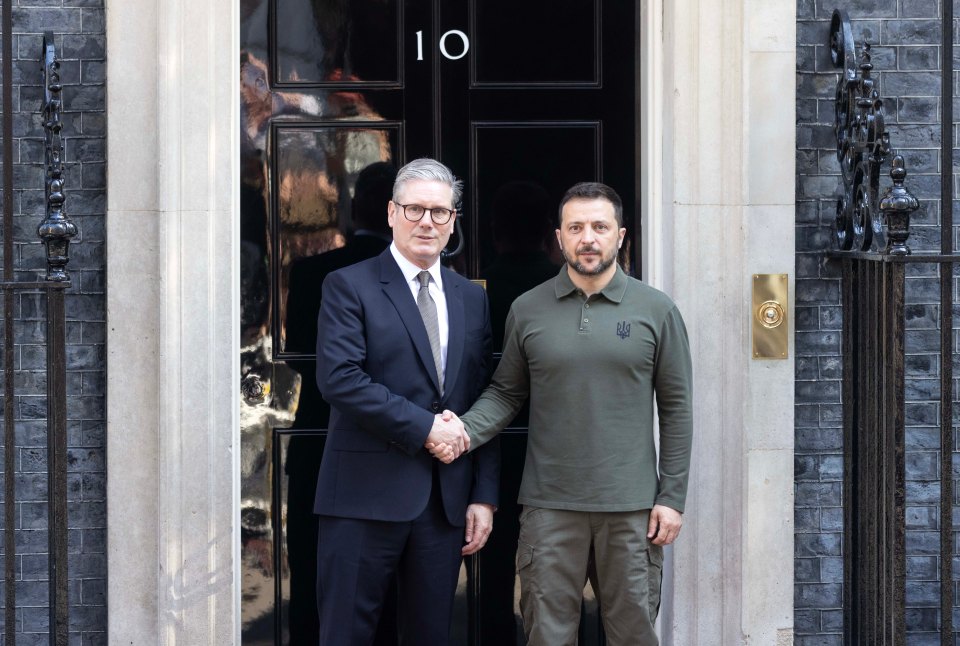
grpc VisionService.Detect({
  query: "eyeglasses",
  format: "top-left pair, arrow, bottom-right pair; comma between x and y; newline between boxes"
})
395,203 -> 456,225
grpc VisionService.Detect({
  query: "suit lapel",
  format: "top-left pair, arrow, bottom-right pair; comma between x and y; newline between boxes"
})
442,268 -> 464,398
378,251 -> 442,393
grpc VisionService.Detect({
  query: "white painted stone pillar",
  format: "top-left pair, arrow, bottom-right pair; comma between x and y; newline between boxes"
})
105,0 -> 239,640
645,0 -> 796,643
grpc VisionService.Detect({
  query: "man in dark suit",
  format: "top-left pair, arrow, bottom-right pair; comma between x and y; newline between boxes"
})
315,158 -> 499,646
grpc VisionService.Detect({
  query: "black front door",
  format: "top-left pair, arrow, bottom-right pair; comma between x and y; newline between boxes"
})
239,1 -> 641,643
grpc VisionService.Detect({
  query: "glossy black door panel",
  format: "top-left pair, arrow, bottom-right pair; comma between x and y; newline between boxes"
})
273,0 -> 402,86
276,431 -> 327,645
471,0 -> 599,86
241,1 -> 641,643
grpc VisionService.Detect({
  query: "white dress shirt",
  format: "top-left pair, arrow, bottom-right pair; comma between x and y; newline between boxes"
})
389,243 -> 449,380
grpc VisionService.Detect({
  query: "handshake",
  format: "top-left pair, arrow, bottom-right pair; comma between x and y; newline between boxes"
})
424,410 -> 469,464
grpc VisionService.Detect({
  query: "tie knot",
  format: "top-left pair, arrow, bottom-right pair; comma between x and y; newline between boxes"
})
418,271 -> 431,288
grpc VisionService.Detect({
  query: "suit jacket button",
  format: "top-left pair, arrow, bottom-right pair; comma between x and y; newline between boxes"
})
431,402 -> 440,412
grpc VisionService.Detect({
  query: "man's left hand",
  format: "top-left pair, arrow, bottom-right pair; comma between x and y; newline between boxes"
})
462,503 -> 495,555
647,504 -> 683,546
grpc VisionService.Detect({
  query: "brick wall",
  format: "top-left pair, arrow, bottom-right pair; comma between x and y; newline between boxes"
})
796,1 -> 949,643
2,0 -> 106,642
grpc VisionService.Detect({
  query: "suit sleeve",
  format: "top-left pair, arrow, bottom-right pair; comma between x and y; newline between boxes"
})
468,289 -> 499,506
316,270 -> 435,455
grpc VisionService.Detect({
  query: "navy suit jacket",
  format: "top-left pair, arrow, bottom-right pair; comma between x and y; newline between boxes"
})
314,249 -> 499,527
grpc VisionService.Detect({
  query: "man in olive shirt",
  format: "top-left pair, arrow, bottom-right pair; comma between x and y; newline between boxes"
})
430,182 -> 693,646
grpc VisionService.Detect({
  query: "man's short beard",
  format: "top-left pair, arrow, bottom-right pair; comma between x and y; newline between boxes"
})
561,248 -> 617,276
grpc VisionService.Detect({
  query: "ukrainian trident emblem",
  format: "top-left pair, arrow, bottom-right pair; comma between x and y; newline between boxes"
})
616,321 -> 631,339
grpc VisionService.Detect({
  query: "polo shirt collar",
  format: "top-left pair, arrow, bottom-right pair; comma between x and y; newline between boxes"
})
554,264 -> 628,303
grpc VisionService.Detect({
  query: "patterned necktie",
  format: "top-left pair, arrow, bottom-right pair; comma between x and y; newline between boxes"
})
416,270 -> 443,392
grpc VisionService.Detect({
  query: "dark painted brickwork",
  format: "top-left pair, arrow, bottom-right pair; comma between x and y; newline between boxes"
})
797,1 -> 955,644
0,0 -> 106,643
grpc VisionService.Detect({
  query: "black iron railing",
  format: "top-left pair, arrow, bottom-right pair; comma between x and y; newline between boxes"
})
1,24 -> 76,646
829,7 -> 954,644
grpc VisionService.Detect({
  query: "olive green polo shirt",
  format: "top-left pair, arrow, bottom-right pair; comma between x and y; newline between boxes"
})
461,265 -> 693,513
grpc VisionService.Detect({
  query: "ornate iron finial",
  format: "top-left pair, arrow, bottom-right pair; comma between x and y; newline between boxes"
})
829,10 -> 911,254
37,32 -> 77,282
860,42 -> 872,68
878,155 -> 919,255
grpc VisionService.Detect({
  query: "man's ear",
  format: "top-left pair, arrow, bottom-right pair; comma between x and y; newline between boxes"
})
387,201 -> 397,228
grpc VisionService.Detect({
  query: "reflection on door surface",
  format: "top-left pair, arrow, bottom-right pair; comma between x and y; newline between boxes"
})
240,0 -> 641,643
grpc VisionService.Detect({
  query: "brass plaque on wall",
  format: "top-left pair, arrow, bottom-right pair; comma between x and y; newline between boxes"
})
752,274 -> 788,360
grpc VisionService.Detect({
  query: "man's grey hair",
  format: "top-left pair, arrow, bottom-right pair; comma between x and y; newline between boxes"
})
392,158 -> 463,208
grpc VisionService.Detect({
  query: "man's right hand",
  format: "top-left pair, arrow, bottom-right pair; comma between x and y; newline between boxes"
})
425,410 -> 469,463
